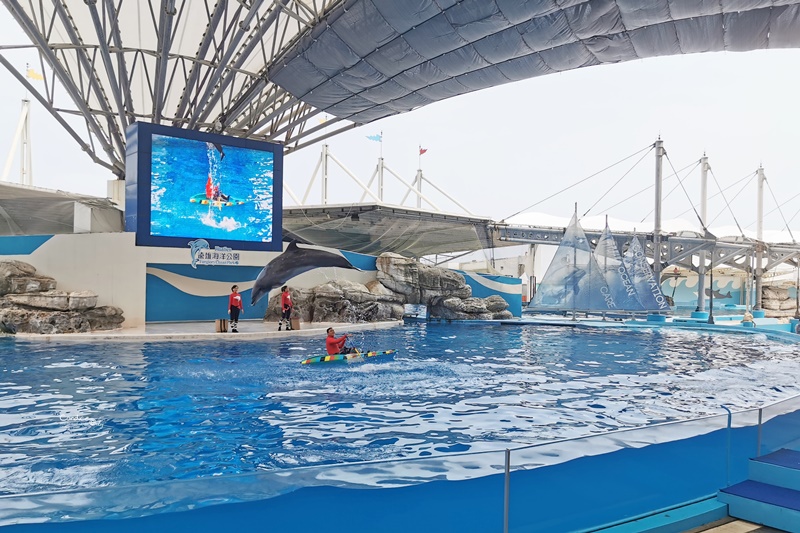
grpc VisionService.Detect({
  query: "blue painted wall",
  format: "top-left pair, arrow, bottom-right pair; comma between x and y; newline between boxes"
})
0,235 -> 53,256
458,271 -> 523,316
146,264 -> 269,322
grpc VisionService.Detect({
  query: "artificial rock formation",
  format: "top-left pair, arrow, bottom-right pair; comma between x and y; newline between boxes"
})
0,260 -> 125,334
263,253 -> 512,323
761,284 -> 800,318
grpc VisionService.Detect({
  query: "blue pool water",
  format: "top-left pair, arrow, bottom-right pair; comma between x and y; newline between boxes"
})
1,322 -> 799,498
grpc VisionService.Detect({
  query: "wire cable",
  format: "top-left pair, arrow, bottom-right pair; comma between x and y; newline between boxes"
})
674,169 -> 754,220
638,158 -> 702,225
765,178 -> 796,243
706,168 -> 751,237
599,159 -> 698,216
582,147 -> 653,217
502,143 -> 655,221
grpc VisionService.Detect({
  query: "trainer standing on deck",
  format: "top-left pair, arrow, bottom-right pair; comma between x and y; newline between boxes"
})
279,285 -> 294,331
228,285 -> 243,333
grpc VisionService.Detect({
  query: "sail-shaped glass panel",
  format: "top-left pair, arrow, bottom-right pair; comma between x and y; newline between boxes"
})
531,214 -> 613,312
594,224 -> 646,311
622,235 -> 671,312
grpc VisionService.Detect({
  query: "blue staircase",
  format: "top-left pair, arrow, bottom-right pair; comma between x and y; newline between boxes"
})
718,448 -> 800,532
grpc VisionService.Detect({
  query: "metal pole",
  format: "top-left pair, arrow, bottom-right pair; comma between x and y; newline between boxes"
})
697,155 -> 709,312
322,144 -> 329,204
722,405 -> 732,487
504,449 -> 510,533
756,408 -> 763,457
653,139 -> 664,280
417,169 -> 422,209
755,167 -> 765,310
2,100 -> 31,183
378,157 -> 385,202
708,261 -> 715,324
21,99 -> 32,185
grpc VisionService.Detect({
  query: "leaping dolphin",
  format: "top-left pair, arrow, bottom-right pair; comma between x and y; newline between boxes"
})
250,241 -> 360,305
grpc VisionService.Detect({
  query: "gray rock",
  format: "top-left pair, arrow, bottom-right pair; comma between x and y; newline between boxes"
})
440,297 -> 466,312
261,256 -> 512,324
0,261 -> 124,333
377,253 -> 471,304
365,280 -> 405,304
376,253 -> 418,298
7,290 -> 70,311
8,277 -> 57,294
0,261 -> 40,295
462,297 -> 489,314
68,291 -> 98,310
484,295 -> 509,312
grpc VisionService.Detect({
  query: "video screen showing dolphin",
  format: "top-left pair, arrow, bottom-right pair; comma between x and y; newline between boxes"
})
250,241 -> 360,305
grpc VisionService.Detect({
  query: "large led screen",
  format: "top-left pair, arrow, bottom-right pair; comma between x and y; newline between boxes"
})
125,122 -> 283,251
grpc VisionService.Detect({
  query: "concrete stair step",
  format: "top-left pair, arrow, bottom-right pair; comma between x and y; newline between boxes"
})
719,480 -> 800,533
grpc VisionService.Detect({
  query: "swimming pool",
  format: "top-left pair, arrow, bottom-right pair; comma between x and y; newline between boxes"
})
2,321 -> 799,503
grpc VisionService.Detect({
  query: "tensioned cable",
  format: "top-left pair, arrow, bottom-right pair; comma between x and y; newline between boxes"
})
706,167 -> 750,237
582,147 -> 654,217
788,204 -> 800,227
674,170 -> 755,220
638,157 -> 702,225
744,189 -> 800,229
764,178 -> 796,243
502,143 -> 655,221
598,159 -> 698,215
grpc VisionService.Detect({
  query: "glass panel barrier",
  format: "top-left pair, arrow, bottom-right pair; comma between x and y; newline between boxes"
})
1,397 -> 798,532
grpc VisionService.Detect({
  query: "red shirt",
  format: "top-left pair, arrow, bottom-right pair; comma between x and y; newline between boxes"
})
326,335 -> 347,355
229,292 -> 243,310
205,175 -> 213,199
281,291 -> 293,310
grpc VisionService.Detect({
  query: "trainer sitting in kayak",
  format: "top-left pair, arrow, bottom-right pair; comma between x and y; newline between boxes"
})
326,327 -> 357,354
205,173 -> 229,202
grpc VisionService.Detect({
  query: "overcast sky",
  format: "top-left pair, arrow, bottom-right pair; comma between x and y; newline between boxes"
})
2,10 -> 799,236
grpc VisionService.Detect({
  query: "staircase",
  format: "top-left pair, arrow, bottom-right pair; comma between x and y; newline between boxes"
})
718,448 -> 800,533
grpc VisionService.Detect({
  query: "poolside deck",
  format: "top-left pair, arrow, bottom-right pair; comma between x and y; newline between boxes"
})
699,519 -> 785,532
12,319 -> 402,342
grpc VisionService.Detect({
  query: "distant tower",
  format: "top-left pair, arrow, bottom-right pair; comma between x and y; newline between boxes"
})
1,99 -> 33,186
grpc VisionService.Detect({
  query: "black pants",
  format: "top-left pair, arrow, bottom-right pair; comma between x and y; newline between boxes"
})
281,307 -> 292,328
230,306 -> 240,329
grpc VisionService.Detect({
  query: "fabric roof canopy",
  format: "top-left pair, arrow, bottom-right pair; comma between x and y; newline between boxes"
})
3,0 -> 799,175
282,203 -> 514,257
0,182 -> 122,236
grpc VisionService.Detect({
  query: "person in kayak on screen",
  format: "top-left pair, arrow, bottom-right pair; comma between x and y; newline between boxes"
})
205,173 -> 229,202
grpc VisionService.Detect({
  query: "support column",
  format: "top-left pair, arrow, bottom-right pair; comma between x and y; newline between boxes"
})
653,139 -> 664,280
754,167 -> 765,310
696,155 -> 709,312
415,169 -> 423,208
321,144 -> 329,204
378,157 -> 385,202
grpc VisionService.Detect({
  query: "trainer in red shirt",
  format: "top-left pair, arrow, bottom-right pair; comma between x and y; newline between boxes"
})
228,285 -> 244,333
326,327 -> 349,355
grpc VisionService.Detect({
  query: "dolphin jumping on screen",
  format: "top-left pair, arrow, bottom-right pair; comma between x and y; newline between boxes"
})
251,241 -> 360,305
